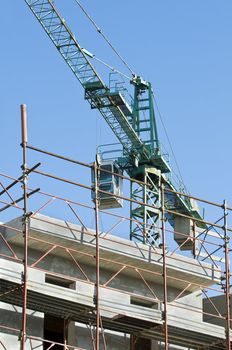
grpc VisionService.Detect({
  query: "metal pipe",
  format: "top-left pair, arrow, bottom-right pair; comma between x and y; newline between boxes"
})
33,168 -> 230,233
161,182 -> 168,349
130,335 -> 135,350
99,315 -> 107,350
27,227 -> 221,291
0,188 -> 39,213
26,144 -> 149,186
31,202 -> 223,266
30,201 -> 227,263
0,162 -> 40,198
21,105 -> 28,145
94,158 -> 100,350
2,132 -> 232,348
164,186 -> 223,208
64,318 -> 68,349
10,142 -> 232,212
0,198 -> 23,211
88,321 -> 96,350
223,200 -> 231,350
20,104 -> 28,350
166,208 -> 224,231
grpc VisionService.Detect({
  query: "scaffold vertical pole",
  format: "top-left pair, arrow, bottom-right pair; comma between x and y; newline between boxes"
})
161,182 -> 168,349
94,159 -> 100,350
193,221 -> 196,259
88,320 -> 96,350
20,104 -> 29,350
64,318 -> 68,349
223,200 -> 231,350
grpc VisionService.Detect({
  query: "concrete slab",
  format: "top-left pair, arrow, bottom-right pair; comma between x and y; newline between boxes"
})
2,214 -> 221,293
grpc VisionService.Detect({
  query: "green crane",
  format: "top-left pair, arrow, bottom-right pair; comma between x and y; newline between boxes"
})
24,0 -> 203,246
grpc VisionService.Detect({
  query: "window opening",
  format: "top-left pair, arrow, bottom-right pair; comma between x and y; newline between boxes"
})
45,274 -> 75,290
130,296 -> 158,309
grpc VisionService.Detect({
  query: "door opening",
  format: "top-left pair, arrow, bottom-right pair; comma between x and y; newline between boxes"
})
131,335 -> 151,350
43,314 -> 66,349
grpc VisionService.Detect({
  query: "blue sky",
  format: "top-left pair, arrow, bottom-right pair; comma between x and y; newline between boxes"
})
1,1 -> 232,224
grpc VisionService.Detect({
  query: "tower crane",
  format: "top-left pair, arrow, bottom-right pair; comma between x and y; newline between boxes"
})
24,0 -> 204,247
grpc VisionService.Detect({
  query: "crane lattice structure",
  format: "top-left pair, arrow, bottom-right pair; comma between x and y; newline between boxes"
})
24,0 -> 203,244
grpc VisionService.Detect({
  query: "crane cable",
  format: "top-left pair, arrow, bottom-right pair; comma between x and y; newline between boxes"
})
73,0 -> 135,76
93,56 -> 131,81
153,94 -> 188,193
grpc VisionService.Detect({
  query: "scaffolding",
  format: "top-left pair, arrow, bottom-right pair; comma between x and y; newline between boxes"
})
0,105 -> 231,350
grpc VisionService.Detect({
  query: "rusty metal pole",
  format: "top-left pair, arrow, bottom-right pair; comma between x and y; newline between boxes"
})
94,159 -> 100,350
64,318 -> 68,349
130,335 -> 135,350
20,104 -> 29,350
88,320 -> 96,350
223,200 -> 231,350
99,315 -> 107,350
192,221 -> 196,259
161,183 -> 168,349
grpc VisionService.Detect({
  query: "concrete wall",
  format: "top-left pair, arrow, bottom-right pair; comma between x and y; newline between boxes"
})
203,294 -> 229,328
0,216 -> 221,350
0,248 -> 199,350
168,291 -> 203,321
0,302 -> 43,350
1,241 -> 204,321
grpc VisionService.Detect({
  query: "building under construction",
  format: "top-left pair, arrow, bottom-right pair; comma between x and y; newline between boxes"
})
0,109 -> 231,349
1,1 -> 232,350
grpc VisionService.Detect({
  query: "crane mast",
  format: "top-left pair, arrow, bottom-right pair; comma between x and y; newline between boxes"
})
24,0 -> 204,245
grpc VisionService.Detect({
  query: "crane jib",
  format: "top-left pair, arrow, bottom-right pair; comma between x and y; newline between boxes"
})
24,0 -> 147,158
